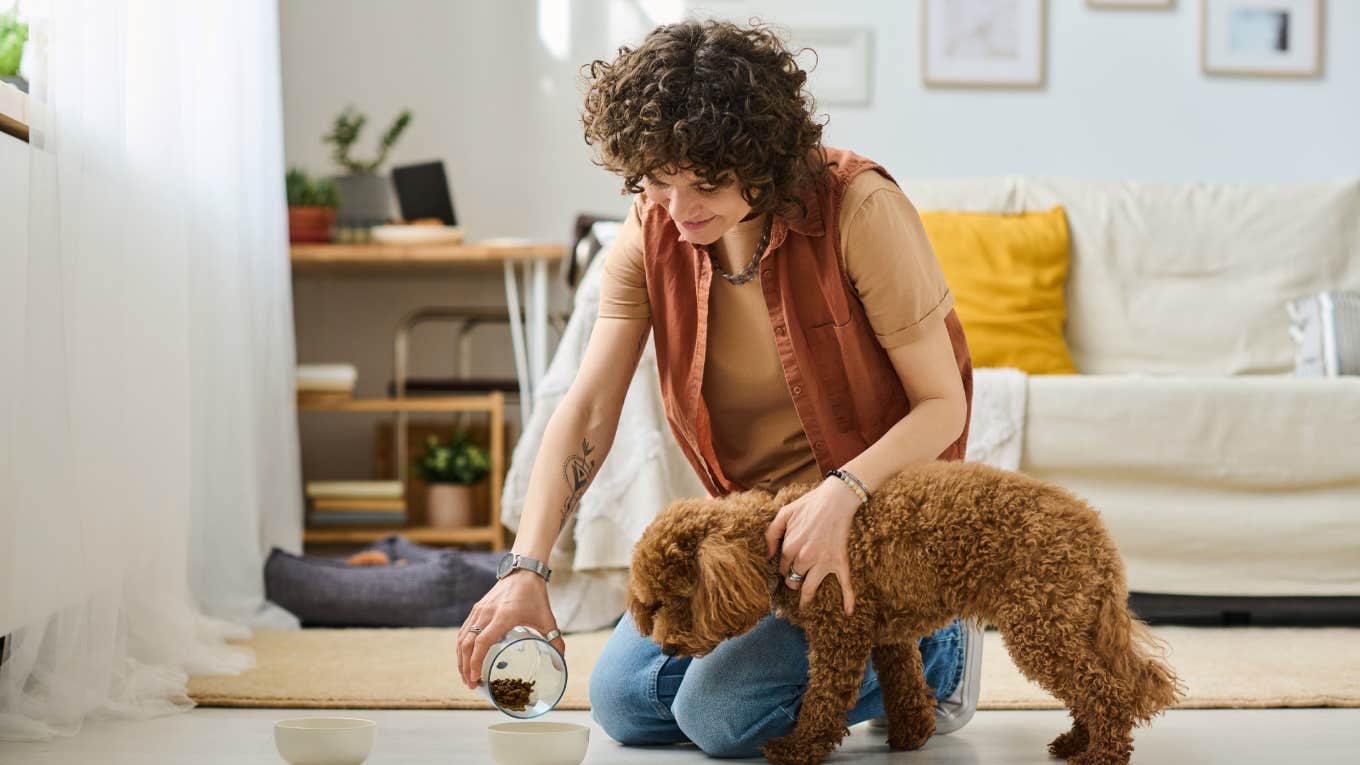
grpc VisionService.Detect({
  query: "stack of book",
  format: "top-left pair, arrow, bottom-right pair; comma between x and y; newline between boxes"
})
306,480 -> 406,526
296,364 -> 358,406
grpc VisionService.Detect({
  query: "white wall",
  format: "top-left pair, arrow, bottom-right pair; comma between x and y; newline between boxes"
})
278,0 -> 1358,483
282,0 -> 1360,242
758,0 -> 1359,186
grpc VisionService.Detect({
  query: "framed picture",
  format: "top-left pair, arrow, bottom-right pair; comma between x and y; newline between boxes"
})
1201,0 -> 1323,78
789,27 -> 873,106
921,0 -> 1046,88
1087,0 -> 1174,8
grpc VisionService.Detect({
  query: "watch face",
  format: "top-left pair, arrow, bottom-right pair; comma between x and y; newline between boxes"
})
496,553 -> 513,578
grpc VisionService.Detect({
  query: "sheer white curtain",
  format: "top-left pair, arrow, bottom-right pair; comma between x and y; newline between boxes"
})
0,0 -> 302,742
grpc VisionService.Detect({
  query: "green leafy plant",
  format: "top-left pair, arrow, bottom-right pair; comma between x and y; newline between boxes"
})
323,106 -> 412,175
413,431 -> 490,485
285,167 -> 341,208
0,8 -> 28,77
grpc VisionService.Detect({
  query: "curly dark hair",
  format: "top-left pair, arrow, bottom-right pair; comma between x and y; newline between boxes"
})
580,19 -> 833,220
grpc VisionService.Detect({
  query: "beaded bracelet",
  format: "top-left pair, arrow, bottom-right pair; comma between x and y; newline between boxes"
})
826,468 -> 870,506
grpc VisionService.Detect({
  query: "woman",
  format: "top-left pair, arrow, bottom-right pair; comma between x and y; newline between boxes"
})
455,19 -> 981,757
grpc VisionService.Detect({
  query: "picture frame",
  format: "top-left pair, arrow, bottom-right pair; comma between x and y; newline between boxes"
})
921,0 -> 1046,89
1201,0 -> 1323,78
788,27 -> 873,106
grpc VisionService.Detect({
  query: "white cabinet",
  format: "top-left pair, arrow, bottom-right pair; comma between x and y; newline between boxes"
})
2,132 -> 28,392
0,131 -> 26,256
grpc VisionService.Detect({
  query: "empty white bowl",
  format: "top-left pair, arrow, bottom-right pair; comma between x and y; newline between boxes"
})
274,717 -> 376,765
487,721 -> 589,765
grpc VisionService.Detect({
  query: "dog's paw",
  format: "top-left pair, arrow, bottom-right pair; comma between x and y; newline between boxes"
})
1047,725 -> 1089,758
885,708 -> 936,751
761,733 -> 836,765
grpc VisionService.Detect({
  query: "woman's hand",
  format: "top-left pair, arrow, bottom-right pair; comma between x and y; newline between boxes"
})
456,570 -> 565,690
763,478 -> 861,615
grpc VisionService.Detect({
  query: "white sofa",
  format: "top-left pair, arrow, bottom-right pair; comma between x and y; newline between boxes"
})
504,178 -> 1360,632
901,177 -> 1360,598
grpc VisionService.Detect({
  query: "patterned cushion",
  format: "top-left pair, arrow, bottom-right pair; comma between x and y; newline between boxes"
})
1289,291 -> 1360,377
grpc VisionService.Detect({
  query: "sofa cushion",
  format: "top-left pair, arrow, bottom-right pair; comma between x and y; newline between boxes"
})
1030,178 -> 1360,375
901,177 -> 1360,376
1021,374 -> 1360,597
921,207 -> 1077,374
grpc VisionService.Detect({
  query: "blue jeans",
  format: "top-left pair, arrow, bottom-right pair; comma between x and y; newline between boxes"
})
589,611 -> 966,758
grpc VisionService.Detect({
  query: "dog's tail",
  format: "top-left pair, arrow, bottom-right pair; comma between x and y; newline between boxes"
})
1095,591 -> 1186,724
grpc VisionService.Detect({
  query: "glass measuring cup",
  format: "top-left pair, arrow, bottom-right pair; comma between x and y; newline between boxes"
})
477,625 -> 568,719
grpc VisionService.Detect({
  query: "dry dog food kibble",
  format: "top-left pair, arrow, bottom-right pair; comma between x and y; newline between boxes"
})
489,677 -> 536,711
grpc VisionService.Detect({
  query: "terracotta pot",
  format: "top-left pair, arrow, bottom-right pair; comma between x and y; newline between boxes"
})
288,206 -> 337,243
427,484 -> 476,528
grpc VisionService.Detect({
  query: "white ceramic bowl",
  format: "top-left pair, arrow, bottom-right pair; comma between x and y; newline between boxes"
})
487,721 -> 589,765
274,717 -> 376,765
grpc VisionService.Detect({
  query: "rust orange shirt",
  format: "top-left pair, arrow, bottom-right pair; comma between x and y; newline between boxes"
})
599,148 -> 970,495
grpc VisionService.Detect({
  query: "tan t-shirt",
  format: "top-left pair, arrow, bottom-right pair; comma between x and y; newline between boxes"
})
598,171 -> 954,492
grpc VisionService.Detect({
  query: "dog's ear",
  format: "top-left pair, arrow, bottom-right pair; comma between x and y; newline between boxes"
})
628,585 -> 656,636
691,533 -> 771,643
627,500 -> 708,637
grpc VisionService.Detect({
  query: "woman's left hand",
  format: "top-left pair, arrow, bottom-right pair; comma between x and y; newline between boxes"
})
764,478 -> 861,615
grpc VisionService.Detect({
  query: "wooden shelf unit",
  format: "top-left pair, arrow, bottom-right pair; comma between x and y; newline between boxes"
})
290,242 -> 567,276
297,392 -> 507,550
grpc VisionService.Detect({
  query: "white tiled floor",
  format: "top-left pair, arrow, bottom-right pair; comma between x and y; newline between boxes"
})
3,707 -> 1359,764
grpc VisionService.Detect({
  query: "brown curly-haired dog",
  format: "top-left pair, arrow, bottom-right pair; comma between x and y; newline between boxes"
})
628,460 -> 1184,765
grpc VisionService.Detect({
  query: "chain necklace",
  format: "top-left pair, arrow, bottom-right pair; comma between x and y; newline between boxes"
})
709,214 -> 772,286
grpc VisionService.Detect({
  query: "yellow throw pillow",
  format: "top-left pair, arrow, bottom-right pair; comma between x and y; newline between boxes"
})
919,207 -> 1077,375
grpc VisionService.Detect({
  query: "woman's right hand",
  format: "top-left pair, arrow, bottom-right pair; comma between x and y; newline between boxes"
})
456,570 -> 565,690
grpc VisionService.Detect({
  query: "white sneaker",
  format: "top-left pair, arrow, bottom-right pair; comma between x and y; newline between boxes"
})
869,618 -> 983,735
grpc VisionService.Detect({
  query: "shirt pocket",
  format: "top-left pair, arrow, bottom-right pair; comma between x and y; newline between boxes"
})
804,321 -> 865,436
806,318 -> 907,441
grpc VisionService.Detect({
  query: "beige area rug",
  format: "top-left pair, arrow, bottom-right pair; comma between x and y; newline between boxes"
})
188,626 -> 1360,710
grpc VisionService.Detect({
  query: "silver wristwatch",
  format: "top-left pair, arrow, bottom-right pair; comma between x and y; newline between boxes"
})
496,552 -> 552,583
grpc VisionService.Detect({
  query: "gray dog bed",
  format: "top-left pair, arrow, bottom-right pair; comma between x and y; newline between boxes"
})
264,535 -> 499,628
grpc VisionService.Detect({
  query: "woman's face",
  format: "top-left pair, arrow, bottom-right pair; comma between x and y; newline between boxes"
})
641,167 -> 755,245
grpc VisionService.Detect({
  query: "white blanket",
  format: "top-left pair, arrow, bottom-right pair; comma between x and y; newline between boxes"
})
500,229 -> 706,632
500,230 -> 1031,630
966,367 -> 1028,471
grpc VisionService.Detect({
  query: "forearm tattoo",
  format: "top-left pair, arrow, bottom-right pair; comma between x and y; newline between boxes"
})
559,437 -> 597,531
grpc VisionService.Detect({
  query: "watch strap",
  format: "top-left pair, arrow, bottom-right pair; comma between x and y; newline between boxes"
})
500,552 -> 552,583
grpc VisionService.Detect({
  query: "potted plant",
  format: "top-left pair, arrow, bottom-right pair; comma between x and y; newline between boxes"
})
0,6 -> 28,93
412,431 -> 490,529
323,105 -> 412,224
286,167 -> 341,243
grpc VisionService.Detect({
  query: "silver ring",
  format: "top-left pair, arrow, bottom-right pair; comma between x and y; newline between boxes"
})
787,570 -> 805,584
544,629 -> 562,642
467,625 -> 482,634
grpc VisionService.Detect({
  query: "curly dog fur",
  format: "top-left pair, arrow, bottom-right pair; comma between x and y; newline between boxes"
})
628,460 -> 1184,765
